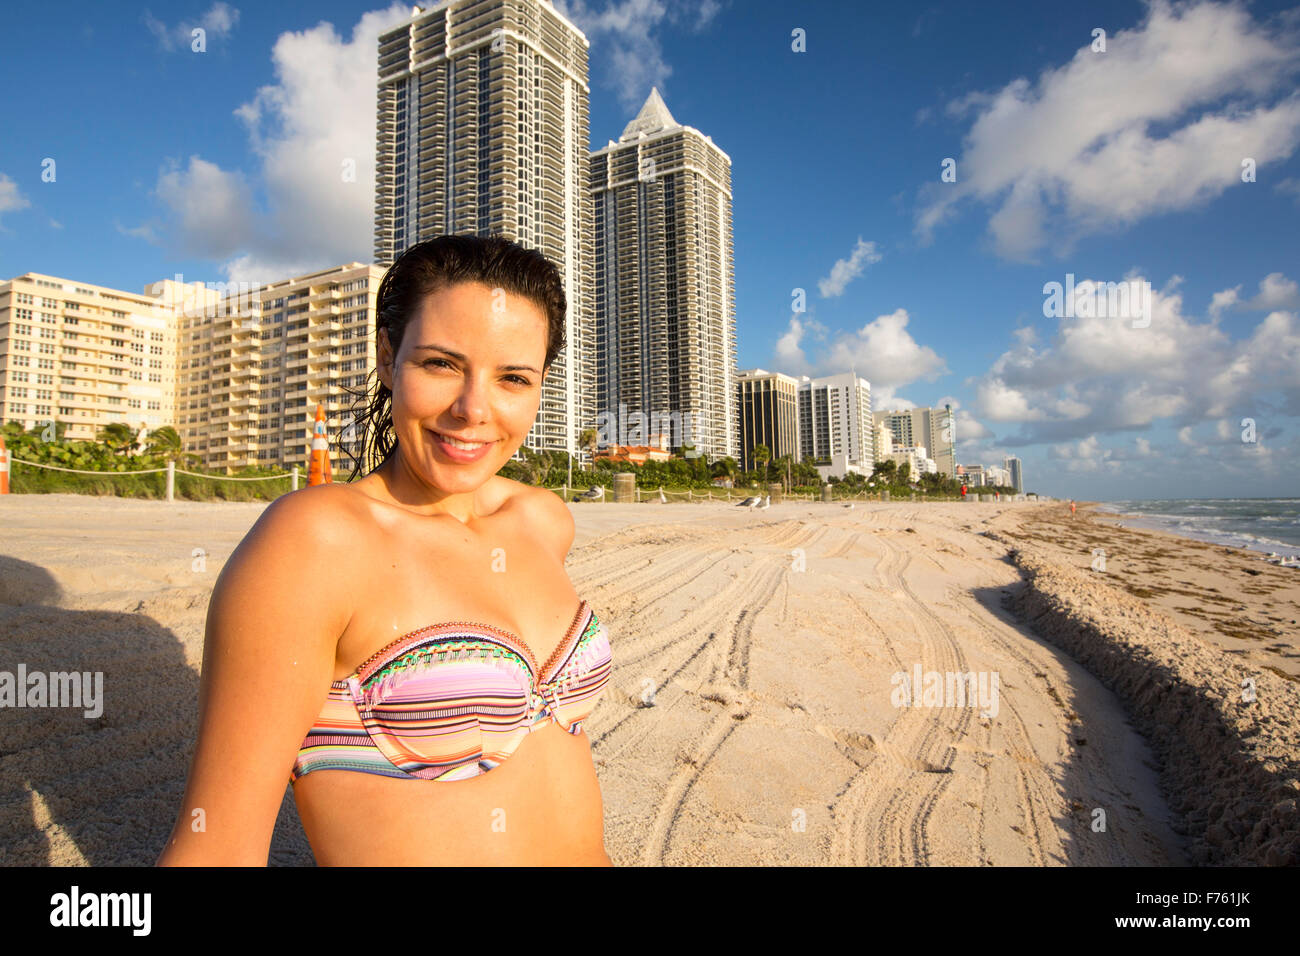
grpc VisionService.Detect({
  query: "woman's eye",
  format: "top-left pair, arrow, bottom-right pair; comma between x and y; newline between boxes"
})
424,358 -> 529,386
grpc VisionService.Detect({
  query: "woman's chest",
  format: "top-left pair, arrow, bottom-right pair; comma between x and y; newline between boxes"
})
332,502 -> 580,682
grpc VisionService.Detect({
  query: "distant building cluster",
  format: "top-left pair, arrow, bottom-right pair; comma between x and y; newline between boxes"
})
0,0 -> 993,487
957,456 -> 1024,493
733,368 -> 960,482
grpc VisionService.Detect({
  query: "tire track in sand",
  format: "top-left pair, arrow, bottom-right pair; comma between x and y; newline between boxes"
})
828,532 -> 973,865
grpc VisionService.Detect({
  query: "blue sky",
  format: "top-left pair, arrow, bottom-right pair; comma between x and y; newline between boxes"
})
1,0 -> 1298,498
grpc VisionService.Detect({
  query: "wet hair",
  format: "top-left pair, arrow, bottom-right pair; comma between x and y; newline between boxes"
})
342,234 -> 567,480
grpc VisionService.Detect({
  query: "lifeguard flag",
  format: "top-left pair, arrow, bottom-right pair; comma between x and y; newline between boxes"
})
308,404 -> 332,485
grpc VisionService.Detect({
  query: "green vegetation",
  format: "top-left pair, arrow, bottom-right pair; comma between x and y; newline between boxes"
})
4,419 -> 1028,504
3,420 -> 296,502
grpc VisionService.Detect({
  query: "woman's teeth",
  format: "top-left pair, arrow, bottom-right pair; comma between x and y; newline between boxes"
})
437,432 -> 489,449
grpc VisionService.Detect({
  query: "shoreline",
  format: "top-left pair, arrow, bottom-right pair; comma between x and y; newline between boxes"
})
984,503 -> 1300,865
1092,502 -> 1300,561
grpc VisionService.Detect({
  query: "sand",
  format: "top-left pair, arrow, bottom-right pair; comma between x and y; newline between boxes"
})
0,492 -> 1296,866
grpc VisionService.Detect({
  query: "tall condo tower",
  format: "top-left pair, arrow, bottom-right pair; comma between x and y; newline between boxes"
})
589,87 -> 737,461
373,0 -> 594,458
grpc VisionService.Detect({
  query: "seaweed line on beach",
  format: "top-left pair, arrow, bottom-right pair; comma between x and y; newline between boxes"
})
986,530 -> 1300,866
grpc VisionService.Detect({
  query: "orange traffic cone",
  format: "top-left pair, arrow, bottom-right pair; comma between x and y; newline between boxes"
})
0,434 -> 9,494
307,404 -> 332,486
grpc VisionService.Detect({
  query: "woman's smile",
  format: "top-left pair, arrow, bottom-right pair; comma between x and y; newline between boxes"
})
428,428 -> 498,461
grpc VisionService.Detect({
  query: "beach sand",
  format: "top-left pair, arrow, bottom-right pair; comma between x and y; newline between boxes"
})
1,493 -> 1296,866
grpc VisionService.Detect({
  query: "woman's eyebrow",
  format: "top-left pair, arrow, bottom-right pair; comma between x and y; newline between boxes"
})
412,343 -> 539,373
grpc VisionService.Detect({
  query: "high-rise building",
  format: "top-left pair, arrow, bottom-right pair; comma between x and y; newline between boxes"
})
1003,455 -> 1023,493
0,273 -> 183,443
873,420 -> 893,462
173,263 -> 385,473
374,0 -> 594,460
590,87 -> 736,461
736,368 -> 800,472
796,371 -> 873,472
873,404 -> 955,477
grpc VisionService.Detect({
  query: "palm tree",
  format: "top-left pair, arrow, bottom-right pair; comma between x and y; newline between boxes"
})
871,459 -> 897,484
752,444 -> 771,484
578,427 -> 598,470
144,425 -> 185,463
711,456 -> 739,486
96,422 -> 136,456
518,446 -> 554,486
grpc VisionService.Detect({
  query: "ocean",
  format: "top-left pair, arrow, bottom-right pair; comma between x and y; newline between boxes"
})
1095,498 -> 1300,559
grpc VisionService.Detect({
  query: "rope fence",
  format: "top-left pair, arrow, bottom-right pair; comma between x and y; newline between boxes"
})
6,456 -> 308,500
6,456 -> 1021,505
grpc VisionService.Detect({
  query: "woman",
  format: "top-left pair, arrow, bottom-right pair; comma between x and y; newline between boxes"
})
158,235 -> 613,865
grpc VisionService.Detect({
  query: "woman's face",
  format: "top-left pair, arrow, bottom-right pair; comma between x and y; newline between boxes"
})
377,280 -> 549,494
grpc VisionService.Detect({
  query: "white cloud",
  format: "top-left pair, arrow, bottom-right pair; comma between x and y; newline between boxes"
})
0,172 -> 30,226
824,308 -> 947,404
154,156 -> 256,258
115,220 -> 158,242
555,0 -> 722,111
145,2 -> 239,51
818,237 -> 882,298
1240,272 -> 1300,310
774,315 -> 813,376
974,272 -> 1300,442
955,408 -> 992,440
916,0 -> 1300,260
1048,434 -> 1118,472
1277,177 -> 1300,202
1208,285 -> 1241,317
150,4 -> 411,283
774,307 -> 947,408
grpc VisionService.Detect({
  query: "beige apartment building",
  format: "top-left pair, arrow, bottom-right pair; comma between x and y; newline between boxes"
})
374,0 -> 595,461
590,88 -> 737,461
175,262 -> 384,474
0,273 -> 188,444
1,264 -> 383,476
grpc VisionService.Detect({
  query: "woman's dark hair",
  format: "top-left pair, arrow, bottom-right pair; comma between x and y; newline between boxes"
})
342,234 -> 567,480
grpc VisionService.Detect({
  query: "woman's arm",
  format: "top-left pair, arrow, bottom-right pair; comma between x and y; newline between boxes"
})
156,488 -> 353,866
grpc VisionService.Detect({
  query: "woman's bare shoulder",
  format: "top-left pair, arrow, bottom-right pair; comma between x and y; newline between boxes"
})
251,482 -> 366,551
493,478 -> 573,558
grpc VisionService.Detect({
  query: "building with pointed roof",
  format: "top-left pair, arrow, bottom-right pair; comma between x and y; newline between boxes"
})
589,87 -> 737,461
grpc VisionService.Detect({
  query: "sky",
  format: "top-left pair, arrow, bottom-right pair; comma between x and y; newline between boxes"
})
1,0 -> 1298,499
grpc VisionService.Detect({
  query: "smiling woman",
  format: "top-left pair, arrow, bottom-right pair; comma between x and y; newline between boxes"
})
157,235 -> 614,867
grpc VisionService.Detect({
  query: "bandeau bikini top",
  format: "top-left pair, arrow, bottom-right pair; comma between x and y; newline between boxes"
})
290,600 -> 611,783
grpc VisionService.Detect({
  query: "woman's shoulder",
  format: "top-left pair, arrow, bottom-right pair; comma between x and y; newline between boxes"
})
494,478 -> 573,557
255,482 -> 365,550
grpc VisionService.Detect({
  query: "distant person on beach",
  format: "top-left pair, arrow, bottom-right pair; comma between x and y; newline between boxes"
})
1070,500 -> 1077,516
159,235 -> 613,866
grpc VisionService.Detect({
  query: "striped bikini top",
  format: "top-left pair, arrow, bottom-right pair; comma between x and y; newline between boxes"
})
290,600 -> 611,783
